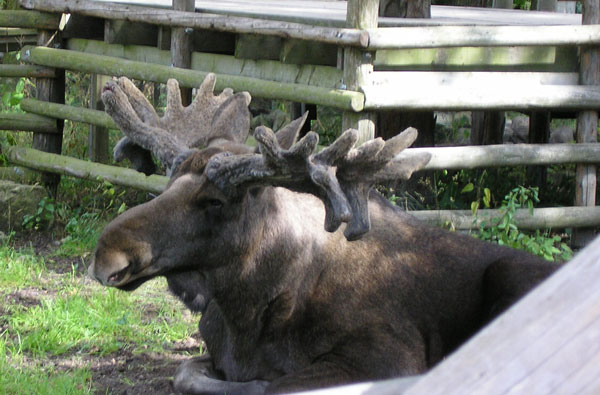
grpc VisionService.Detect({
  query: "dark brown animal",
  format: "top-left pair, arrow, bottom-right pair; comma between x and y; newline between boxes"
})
89,74 -> 558,394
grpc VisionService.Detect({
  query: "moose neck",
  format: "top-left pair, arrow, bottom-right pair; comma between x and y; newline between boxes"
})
207,186 -> 332,325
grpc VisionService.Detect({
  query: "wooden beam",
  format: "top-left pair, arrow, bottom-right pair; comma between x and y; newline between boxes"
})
0,10 -> 60,29
5,145 -> 168,195
366,24 -> 600,49
66,38 -> 343,89
0,64 -> 55,78
408,143 -> 600,170
0,112 -> 58,133
362,85 -> 600,111
404,235 -> 600,394
20,46 -> 364,111
19,0 -> 369,48
411,206 -> 600,230
20,98 -> 117,129
374,46 -> 578,73
171,0 -> 194,105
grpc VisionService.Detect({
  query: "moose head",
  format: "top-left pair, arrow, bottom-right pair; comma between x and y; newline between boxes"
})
89,73 -> 431,290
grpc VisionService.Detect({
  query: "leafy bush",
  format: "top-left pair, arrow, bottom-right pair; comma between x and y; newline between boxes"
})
472,186 -> 573,261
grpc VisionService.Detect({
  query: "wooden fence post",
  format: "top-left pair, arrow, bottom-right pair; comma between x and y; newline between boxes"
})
574,0 -> 599,247
33,30 -> 64,196
342,0 -> 378,144
171,0 -> 194,106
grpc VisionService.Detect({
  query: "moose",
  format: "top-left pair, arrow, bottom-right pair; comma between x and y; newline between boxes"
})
89,74 -> 559,394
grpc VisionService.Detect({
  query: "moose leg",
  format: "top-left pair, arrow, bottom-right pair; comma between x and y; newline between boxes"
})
173,355 -> 269,395
266,327 -> 427,394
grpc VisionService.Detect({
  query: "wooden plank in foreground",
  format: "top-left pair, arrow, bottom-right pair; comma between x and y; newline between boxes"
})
404,234 -> 600,395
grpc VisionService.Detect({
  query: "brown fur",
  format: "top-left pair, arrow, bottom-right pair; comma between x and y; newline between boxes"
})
90,149 -> 558,394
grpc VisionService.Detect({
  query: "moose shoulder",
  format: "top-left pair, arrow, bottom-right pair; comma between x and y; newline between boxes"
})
89,74 -> 558,394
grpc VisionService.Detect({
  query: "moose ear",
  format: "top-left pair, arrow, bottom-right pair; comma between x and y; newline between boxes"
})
114,137 -> 157,176
275,112 -> 309,150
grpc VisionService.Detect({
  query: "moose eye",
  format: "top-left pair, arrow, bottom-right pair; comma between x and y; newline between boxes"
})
206,199 -> 223,208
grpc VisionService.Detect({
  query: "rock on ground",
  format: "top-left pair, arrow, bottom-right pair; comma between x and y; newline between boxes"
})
0,180 -> 48,232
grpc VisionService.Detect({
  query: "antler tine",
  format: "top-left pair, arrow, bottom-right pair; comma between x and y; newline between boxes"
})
205,124 -> 429,241
335,127 -> 430,240
103,73 -> 252,174
102,80 -> 187,168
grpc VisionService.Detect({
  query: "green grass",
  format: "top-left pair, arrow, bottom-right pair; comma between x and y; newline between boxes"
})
0,243 -> 198,393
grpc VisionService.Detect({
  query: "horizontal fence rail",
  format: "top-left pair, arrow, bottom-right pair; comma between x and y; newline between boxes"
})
0,112 -> 58,133
21,0 -> 369,48
366,25 -> 600,50
17,98 -> 600,170
0,64 -> 55,78
19,46 -> 365,112
362,85 -> 600,111
6,145 -> 600,230
0,10 -> 59,29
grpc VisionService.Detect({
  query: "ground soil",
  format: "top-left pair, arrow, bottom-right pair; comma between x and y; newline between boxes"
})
9,231 -> 204,395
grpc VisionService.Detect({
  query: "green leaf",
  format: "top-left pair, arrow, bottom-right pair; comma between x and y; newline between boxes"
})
461,183 -> 474,193
483,188 -> 491,208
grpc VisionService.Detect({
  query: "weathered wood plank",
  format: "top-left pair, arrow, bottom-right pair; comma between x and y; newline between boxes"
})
0,10 -> 60,29
5,145 -> 168,195
370,71 -> 579,88
0,64 -> 54,78
411,206 -> 600,230
20,46 -> 363,111
342,0 -> 378,143
171,0 -> 195,106
408,143 -> 600,170
404,235 -> 600,395
573,0 -> 599,248
20,0 -> 369,48
374,46 -> 579,72
362,84 -> 600,111
20,98 -> 117,129
66,38 -> 343,89
367,24 -> 600,49
0,112 -> 58,133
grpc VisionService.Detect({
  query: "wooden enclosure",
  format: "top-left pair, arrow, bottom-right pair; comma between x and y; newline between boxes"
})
0,0 -> 599,237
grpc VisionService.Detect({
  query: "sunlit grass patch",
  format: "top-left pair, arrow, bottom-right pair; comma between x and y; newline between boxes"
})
1,244 -> 198,357
0,335 -> 93,395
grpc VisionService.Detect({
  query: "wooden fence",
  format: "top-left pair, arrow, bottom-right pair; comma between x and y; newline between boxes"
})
0,0 -> 599,239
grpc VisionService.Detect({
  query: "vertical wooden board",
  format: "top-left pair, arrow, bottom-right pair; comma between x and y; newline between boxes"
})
527,112 -> 550,190
89,73 -> 110,163
342,0 -> 378,141
171,0 -> 195,106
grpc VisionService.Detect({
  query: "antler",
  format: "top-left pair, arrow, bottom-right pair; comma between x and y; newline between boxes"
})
101,73 -> 251,174
206,126 -> 431,241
